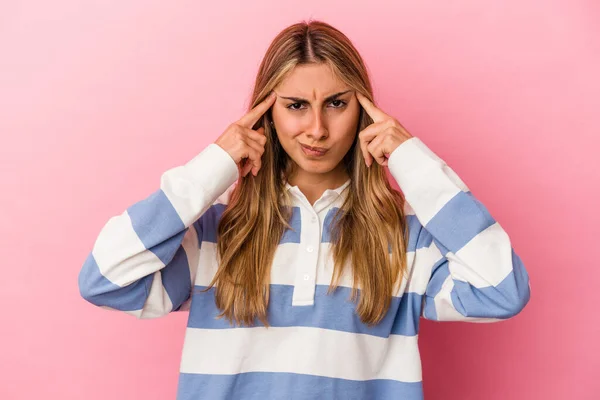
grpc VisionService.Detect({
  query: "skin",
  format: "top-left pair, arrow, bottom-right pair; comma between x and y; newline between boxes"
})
216,63 -> 414,206
354,91 -> 413,168
271,63 -> 360,204
270,63 -> 413,204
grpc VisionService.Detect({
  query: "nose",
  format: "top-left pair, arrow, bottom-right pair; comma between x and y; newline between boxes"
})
306,109 -> 328,140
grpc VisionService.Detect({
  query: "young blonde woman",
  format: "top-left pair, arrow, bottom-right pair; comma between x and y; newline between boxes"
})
78,19 -> 531,400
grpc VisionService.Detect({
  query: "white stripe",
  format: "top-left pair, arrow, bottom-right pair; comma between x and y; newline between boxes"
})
163,143 -> 239,226
193,241 -> 440,298
180,326 -> 422,382
432,275 -> 502,322
387,137 -> 466,225
400,165 -> 461,226
172,225 -> 202,313
181,224 -> 201,288
452,222 -> 514,287
96,271 -> 174,319
139,271 -> 173,318
93,211 -> 164,287
140,225 -> 201,318
406,240 -> 443,295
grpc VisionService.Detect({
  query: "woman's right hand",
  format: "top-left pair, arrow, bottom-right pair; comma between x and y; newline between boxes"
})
215,91 -> 277,177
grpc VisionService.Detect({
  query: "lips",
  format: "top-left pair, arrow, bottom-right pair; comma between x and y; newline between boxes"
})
301,143 -> 328,152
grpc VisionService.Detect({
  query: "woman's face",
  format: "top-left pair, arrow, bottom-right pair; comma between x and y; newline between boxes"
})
271,64 -> 360,179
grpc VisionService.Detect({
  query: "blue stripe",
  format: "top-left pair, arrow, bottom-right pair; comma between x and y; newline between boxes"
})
423,248 -> 530,320
415,192 -> 531,320
449,248 -> 530,318
161,244 -> 193,310
198,203 -> 225,243
199,204 -> 303,244
78,253 -> 153,311
191,218 -> 204,261
323,211 -> 430,252
127,189 -> 186,265
422,295 -> 437,320
424,191 -> 496,255
424,258 -> 449,299
321,207 -> 339,242
126,188 -> 194,311
199,206 -> 430,252
177,371 -> 423,400
407,214 -> 433,250
421,256 -> 447,320
188,284 -> 422,337
78,243 -> 193,313
281,206 -> 302,243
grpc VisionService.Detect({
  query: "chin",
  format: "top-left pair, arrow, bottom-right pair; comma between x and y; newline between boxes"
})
295,157 -> 337,174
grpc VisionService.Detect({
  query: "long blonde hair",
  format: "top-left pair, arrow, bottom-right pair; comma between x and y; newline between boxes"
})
199,19 -> 410,327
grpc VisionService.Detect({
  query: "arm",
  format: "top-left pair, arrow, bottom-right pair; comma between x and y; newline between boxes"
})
78,144 -> 239,319
388,137 -> 531,322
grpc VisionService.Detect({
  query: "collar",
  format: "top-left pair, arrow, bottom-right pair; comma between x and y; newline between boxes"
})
284,178 -> 350,194
284,179 -> 351,213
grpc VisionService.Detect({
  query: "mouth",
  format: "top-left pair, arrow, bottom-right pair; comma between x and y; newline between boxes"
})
300,143 -> 329,156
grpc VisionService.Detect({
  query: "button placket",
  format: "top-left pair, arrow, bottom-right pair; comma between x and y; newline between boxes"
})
292,208 -> 320,305
301,213 -> 318,281
286,179 -> 350,306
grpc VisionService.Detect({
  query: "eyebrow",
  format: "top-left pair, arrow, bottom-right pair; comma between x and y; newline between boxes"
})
277,90 -> 353,103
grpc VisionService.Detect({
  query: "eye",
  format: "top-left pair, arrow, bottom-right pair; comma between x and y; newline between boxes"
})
330,99 -> 347,108
286,102 -> 304,111
285,100 -> 347,111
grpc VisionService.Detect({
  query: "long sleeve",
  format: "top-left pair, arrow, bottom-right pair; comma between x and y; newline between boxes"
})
78,143 -> 239,319
387,137 -> 531,322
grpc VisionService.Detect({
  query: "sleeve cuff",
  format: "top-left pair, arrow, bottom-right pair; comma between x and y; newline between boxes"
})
387,136 -> 446,181
387,137 -> 467,225
184,143 -> 240,197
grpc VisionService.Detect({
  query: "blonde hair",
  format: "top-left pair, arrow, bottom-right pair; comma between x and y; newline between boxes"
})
198,19 -> 410,327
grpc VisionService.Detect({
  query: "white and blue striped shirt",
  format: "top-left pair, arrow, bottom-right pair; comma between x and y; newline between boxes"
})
78,137 -> 531,399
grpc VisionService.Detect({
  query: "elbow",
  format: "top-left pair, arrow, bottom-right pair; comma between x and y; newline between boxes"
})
78,252 -> 103,305
504,278 -> 531,319
78,252 -> 155,317
78,252 -> 121,308
504,250 -> 531,318
450,260 -> 531,320
503,286 -> 530,319
494,252 -> 531,319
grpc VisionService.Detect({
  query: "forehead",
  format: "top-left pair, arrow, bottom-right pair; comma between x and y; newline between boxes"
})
275,63 -> 348,98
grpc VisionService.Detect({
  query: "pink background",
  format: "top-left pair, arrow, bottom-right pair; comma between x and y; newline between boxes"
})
1,1 -> 598,399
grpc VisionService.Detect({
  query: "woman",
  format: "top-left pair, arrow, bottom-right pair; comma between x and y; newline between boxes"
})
78,19 -> 531,400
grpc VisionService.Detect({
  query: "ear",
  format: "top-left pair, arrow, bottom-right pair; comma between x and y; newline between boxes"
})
267,110 -> 275,128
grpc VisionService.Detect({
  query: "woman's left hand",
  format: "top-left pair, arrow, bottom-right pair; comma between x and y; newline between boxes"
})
355,91 -> 414,167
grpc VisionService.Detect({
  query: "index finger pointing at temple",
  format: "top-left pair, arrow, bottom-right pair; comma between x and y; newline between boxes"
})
237,91 -> 277,128
355,91 -> 388,123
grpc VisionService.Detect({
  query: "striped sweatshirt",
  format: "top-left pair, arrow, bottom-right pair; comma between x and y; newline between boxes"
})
78,137 -> 531,400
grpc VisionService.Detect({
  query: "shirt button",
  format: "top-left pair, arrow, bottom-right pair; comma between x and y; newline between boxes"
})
306,246 -> 313,253
303,274 -> 310,281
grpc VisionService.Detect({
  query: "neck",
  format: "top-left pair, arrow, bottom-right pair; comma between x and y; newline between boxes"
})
287,163 -> 349,205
